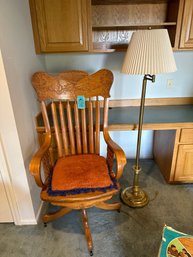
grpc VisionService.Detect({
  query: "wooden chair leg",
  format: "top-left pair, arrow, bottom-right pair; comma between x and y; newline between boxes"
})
42,207 -> 72,224
82,209 -> 93,256
95,201 -> 121,211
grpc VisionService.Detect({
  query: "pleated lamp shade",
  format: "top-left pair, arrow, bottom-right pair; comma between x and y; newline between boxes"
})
121,29 -> 177,75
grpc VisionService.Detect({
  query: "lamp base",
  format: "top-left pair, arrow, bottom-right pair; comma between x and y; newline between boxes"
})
121,186 -> 149,208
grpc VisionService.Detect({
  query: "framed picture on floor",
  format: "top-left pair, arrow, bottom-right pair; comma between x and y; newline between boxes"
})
158,225 -> 193,257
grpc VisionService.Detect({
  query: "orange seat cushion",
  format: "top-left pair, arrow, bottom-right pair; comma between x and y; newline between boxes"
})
48,154 -> 117,196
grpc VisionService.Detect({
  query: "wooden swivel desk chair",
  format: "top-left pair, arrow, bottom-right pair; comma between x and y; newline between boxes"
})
29,69 -> 126,255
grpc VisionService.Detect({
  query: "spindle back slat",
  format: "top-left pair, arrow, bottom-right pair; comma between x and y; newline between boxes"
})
66,101 -> 76,155
81,108 -> 88,154
51,102 -> 63,157
88,99 -> 94,153
95,97 -> 100,155
41,101 -> 50,132
59,101 -> 69,156
74,101 -> 82,154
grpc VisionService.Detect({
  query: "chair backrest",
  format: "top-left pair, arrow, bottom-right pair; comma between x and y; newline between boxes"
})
32,69 -> 113,158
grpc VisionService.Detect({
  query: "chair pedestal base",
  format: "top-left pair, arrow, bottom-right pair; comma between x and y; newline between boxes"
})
42,200 -> 121,255
95,201 -> 121,211
42,207 -> 72,224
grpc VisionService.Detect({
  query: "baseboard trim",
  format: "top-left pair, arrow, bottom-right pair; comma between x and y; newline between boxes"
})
19,219 -> 37,225
17,201 -> 45,225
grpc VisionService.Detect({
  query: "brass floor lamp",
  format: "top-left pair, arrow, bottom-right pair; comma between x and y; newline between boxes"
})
121,29 -> 177,208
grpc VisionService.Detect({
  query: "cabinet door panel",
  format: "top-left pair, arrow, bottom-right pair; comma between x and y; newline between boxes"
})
174,145 -> 193,181
0,172 -> 13,222
34,0 -> 88,52
180,128 -> 193,143
179,0 -> 193,48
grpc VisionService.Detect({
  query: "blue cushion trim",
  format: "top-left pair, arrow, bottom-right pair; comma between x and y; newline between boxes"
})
47,171 -> 118,196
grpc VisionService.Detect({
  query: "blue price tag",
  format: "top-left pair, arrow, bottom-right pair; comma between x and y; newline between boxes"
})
77,95 -> 85,109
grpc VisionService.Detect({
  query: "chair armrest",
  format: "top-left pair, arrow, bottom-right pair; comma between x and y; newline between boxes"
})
29,132 -> 52,188
104,131 -> 127,180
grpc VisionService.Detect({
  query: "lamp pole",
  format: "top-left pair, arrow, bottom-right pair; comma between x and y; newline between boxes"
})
121,74 -> 155,208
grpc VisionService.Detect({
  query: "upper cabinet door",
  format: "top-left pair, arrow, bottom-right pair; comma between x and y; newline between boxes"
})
179,0 -> 193,49
30,0 -> 89,53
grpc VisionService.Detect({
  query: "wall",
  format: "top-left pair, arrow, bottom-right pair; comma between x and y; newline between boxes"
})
0,0 -> 46,223
45,51 -> 193,98
44,51 -> 193,158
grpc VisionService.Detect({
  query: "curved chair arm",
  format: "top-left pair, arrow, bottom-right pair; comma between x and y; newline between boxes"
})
29,132 -> 52,188
104,131 -> 127,180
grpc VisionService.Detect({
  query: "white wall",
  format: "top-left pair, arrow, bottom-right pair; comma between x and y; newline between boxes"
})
0,0 -> 46,222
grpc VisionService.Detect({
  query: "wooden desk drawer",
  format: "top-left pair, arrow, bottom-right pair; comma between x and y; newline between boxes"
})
180,129 -> 193,143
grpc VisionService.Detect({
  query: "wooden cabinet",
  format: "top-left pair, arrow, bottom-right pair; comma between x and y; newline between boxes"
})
29,0 -> 188,53
154,128 -> 193,183
29,0 -> 89,53
90,0 -> 183,52
174,145 -> 193,182
180,128 -> 193,143
153,130 -> 177,182
174,128 -> 193,181
179,0 -> 193,49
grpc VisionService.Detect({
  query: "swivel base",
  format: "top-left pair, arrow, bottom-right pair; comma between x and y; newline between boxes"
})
121,186 -> 149,208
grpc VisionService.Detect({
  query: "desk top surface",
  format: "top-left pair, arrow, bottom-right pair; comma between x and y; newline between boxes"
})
108,105 -> 193,130
108,105 -> 193,124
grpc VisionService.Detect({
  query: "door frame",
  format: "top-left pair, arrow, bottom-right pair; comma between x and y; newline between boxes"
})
0,138 -> 20,224
0,50 -> 21,224
0,49 -> 37,225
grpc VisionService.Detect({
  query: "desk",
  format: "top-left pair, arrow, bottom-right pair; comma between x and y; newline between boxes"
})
36,104 -> 193,183
107,105 -> 193,183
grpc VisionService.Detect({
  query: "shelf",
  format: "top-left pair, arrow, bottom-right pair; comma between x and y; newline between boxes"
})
90,49 -> 116,53
92,41 -> 129,52
92,0 -> 171,4
92,22 -> 177,29
90,0 -> 181,51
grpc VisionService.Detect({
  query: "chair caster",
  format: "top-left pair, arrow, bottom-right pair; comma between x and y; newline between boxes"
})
44,223 -> 47,227
89,251 -> 93,256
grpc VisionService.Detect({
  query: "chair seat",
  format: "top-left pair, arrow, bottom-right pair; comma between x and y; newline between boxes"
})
47,154 -> 117,197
